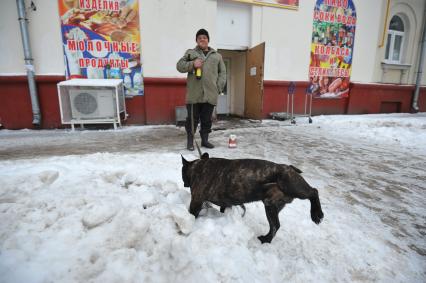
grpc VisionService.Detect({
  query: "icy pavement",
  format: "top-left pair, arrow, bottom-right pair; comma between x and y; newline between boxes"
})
0,113 -> 425,282
0,117 -> 265,160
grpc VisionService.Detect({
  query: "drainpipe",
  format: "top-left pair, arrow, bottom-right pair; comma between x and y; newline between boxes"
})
16,0 -> 41,126
412,4 -> 426,112
378,0 -> 391,48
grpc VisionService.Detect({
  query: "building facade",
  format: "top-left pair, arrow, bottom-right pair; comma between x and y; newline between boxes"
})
0,0 -> 425,129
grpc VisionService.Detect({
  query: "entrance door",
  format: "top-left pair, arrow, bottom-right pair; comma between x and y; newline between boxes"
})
244,42 -> 265,119
216,59 -> 231,114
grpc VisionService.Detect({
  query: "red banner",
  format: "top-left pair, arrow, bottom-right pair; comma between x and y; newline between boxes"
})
308,0 -> 356,98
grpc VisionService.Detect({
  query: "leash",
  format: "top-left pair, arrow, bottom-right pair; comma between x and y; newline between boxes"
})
191,103 -> 202,158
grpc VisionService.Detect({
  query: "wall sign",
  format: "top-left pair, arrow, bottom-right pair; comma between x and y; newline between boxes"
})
308,0 -> 356,98
58,0 -> 143,96
229,0 -> 299,10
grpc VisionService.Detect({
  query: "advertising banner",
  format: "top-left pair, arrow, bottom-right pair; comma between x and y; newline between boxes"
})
58,0 -> 143,96
308,0 -> 356,98
230,0 -> 299,9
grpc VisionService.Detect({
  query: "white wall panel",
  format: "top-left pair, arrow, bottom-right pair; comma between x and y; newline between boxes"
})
0,0 -> 424,84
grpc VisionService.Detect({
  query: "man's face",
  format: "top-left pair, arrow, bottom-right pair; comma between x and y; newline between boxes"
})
196,35 -> 209,50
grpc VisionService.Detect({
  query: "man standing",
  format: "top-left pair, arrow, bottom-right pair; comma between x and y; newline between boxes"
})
177,29 -> 226,150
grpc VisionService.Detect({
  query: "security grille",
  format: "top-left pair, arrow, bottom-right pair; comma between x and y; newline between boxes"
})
73,92 -> 98,115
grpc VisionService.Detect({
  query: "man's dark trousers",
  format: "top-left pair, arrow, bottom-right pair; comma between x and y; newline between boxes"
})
185,103 -> 214,136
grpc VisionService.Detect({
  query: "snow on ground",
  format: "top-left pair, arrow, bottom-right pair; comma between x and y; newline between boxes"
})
0,113 -> 425,283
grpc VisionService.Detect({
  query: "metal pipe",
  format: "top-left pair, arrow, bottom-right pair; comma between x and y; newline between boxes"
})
16,0 -> 41,126
379,0 -> 391,48
412,5 -> 426,112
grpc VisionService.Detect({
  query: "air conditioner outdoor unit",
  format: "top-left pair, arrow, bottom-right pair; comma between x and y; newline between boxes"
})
57,79 -> 127,130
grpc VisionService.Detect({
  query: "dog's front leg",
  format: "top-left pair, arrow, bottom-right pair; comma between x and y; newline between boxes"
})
258,199 -> 287,244
189,198 -> 203,218
258,204 -> 280,244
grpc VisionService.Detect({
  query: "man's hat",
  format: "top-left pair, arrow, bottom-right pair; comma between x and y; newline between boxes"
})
196,29 -> 209,41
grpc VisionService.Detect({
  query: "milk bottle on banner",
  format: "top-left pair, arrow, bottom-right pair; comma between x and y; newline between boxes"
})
133,72 -> 143,94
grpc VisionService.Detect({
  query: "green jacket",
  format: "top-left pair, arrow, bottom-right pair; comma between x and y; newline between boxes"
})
176,46 -> 226,105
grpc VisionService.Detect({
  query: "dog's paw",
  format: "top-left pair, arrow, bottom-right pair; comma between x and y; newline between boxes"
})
311,210 -> 324,224
257,235 -> 272,244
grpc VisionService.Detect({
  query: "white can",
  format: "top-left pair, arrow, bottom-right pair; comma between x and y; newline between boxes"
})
228,134 -> 237,148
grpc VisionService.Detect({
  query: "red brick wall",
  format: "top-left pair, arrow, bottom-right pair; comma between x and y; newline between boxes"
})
263,80 -> 349,117
0,75 -> 425,129
0,76 -> 150,129
347,83 -> 416,114
144,78 -> 186,124
416,87 -> 426,112
0,76 -> 60,129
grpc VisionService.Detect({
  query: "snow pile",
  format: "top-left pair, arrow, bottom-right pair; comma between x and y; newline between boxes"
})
1,113 -> 426,282
307,113 -> 426,151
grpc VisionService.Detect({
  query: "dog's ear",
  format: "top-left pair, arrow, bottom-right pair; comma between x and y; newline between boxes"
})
289,165 -> 302,174
181,154 -> 189,165
201,152 -> 209,160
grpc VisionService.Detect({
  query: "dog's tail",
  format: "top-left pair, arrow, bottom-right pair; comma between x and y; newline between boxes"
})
289,165 -> 302,174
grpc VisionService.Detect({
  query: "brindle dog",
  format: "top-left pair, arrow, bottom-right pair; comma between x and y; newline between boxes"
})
182,153 -> 324,243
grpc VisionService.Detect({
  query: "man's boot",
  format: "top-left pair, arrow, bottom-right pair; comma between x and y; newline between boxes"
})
200,133 -> 214,148
187,134 -> 194,151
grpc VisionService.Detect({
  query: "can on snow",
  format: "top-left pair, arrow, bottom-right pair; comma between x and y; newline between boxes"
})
228,134 -> 237,148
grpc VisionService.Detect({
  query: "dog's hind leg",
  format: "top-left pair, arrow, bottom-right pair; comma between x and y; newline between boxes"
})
308,188 -> 324,224
277,173 -> 324,224
291,186 -> 323,224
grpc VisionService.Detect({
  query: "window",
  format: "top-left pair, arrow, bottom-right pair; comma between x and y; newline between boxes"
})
385,16 -> 404,64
